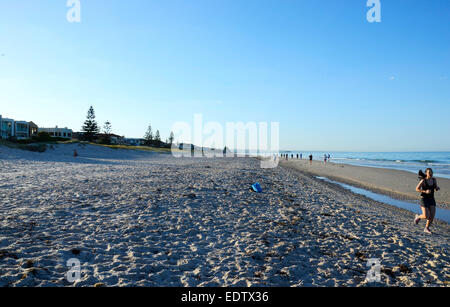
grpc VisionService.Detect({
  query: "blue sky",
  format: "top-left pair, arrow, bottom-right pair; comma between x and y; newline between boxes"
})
0,0 -> 449,151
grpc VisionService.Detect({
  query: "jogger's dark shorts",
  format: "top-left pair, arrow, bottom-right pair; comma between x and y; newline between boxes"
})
421,198 -> 436,208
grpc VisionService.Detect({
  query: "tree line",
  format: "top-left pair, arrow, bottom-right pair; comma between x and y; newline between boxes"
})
143,124 -> 174,147
81,106 -> 174,147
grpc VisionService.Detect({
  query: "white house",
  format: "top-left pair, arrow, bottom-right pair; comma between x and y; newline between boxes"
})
124,138 -> 144,146
38,126 -> 73,139
0,115 -> 14,139
0,115 -> 37,140
14,121 -> 31,140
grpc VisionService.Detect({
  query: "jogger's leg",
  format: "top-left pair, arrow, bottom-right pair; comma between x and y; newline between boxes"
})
427,206 -> 436,228
418,206 -> 428,220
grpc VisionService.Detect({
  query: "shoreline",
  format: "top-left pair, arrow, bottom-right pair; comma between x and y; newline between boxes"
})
280,159 -> 450,209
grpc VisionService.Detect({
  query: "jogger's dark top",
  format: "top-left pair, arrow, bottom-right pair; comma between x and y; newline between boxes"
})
421,178 -> 437,208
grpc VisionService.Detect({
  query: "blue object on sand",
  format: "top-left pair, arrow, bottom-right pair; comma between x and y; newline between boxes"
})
251,182 -> 263,193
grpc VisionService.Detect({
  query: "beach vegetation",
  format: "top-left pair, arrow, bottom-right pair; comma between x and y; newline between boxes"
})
95,143 -> 175,153
0,139 -> 47,152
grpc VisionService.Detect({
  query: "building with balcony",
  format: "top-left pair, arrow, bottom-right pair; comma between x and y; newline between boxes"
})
0,115 -> 38,140
14,121 -> 31,140
0,115 -> 14,139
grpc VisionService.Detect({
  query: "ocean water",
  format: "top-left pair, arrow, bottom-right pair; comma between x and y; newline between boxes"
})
281,151 -> 450,179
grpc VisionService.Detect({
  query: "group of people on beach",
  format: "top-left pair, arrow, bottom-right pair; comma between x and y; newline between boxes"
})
279,153 -> 331,165
280,153 -> 303,160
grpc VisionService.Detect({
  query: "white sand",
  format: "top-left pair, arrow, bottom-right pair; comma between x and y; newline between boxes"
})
0,144 -> 448,287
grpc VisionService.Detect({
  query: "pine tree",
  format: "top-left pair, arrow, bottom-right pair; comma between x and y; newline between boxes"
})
82,106 -> 99,141
143,124 -> 153,146
103,121 -> 112,135
168,131 -> 175,145
155,130 -> 161,146
100,121 -> 113,144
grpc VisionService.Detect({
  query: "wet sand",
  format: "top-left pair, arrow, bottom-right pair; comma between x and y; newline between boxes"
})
281,159 -> 450,209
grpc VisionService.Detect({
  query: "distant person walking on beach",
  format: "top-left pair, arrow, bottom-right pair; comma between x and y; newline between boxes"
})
300,154 -> 302,160
309,154 -> 313,165
415,168 -> 440,234
324,154 -> 327,164
327,154 -> 331,161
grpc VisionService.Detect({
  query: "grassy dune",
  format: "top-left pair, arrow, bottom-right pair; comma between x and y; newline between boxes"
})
0,139 -> 178,154
93,143 -> 176,153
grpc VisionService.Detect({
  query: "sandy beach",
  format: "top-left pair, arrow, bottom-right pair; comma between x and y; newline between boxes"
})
282,159 -> 450,209
0,144 -> 448,287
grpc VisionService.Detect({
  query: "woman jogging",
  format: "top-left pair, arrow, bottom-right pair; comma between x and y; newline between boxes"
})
415,168 -> 440,234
